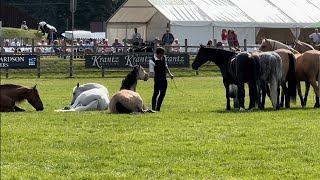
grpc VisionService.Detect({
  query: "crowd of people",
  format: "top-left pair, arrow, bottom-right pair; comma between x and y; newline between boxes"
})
4,20 -> 320,54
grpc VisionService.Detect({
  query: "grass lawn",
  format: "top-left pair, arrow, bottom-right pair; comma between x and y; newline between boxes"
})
1,77 -> 320,179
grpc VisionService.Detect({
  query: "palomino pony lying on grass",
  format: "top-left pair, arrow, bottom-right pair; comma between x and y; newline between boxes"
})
55,83 -> 109,112
109,65 -> 154,114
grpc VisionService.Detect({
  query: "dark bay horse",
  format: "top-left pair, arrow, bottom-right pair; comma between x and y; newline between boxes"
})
0,84 -> 44,112
109,65 -> 154,114
192,45 -> 261,111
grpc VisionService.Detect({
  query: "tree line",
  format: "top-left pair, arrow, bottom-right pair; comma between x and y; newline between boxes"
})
3,0 -> 125,33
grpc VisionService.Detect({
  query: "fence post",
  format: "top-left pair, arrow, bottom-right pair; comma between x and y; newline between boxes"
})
32,39 -> 35,54
153,39 -> 157,53
214,39 -> 217,47
102,67 -> 105,78
244,39 -> 247,51
5,69 -> 9,78
37,55 -> 41,78
184,39 -> 188,53
63,40 -> 67,59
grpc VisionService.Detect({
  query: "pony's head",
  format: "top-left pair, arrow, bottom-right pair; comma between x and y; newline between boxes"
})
192,45 -> 209,70
134,65 -> 149,81
293,40 -> 314,53
71,83 -> 82,105
26,85 -> 44,111
259,38 -> 274,52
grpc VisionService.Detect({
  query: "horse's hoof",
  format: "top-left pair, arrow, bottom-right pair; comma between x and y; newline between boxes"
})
63,106 -> 70,110
302,105 -> 306,108
146,109 -> 156,113
314,104 -> 320,108
239,107 -> 246,112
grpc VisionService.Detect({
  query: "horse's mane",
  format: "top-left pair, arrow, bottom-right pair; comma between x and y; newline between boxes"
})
120,68 -> 138,90
0,84 -> 24,89
204,47 -> 237,62
0,84 -> 30,102
265,39 -> 300,54
295,40 -> 315,50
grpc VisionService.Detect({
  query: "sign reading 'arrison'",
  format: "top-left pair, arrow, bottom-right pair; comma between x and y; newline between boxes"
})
85,53 -> 189,68
0,55 -> 37,69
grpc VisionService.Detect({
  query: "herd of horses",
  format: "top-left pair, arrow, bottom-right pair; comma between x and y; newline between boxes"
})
0,39 -> 319,113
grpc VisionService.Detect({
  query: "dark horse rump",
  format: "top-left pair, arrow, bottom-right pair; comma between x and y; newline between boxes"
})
229,52 -> 261,84
192,46 -> 261,111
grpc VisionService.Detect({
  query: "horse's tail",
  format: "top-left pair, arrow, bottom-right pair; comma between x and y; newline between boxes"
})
116,102 -> 132,114
287,52 -> 297,103
54,100 -> 99,112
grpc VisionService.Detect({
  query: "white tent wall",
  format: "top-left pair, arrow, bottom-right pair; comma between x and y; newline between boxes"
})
106,23 -> 146,44
146,11 -> 168,41
213,27 -> 256,47
106,0 -> 320,48
170,25 -> 213,52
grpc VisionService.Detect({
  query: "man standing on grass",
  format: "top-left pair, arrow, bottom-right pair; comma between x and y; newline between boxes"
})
149,47 -> 174,111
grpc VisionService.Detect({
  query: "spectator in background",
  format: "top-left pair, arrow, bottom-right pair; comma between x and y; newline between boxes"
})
20,21 -> 28,30
99,39 -> 112,53
162,28 -> 174,52
112,38 -> 123,52
11,38 -> 21,47
132,28 -> 142,45
172,38 -> 181,52
221,28 -> 228,46
216,42 -> 223,49
52,40 -> 62,53
207,39 -> 214,47
227,29 -> 239,49
309,29 -> 320,44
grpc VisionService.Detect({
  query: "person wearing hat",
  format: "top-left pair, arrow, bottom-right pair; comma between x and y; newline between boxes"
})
20,21 -> 28,30
161,28 -> 174,52
149,47 -> 174,111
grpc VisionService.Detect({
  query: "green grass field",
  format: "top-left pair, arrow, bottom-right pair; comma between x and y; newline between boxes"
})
1,77 -> 320,179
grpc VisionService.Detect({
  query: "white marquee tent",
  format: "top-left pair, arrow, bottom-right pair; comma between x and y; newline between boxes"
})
106,0 -> 320,47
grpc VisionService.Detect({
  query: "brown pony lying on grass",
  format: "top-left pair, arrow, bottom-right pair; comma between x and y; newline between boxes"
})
0,84 -> 44,112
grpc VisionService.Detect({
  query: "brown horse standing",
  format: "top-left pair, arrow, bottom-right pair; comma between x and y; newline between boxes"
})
260,38 -> 319,107
0,84 -> 44,112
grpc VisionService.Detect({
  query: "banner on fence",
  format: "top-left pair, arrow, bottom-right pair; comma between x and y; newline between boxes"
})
0,55 -> 37,69
85,53 -> 190,68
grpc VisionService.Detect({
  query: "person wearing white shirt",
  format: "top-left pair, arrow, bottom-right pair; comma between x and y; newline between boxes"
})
132,28 -> 141,45
149,47 -> 174,111
309,29 -> 320,44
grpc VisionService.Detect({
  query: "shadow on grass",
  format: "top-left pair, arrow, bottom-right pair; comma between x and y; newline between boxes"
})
212,106 -> 318,114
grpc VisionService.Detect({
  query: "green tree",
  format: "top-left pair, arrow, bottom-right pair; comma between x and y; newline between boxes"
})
5,0 -> 125,32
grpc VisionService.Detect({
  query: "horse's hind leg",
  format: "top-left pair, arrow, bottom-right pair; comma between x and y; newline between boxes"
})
309,80 -> 320,108
303,82 -> 310,107
14,106 -> 25,112
237,83 -> 245,111
270,78 -> 280,110
280,80 -> 290,108
248,82 -> 257,110
297,82 -> 305,107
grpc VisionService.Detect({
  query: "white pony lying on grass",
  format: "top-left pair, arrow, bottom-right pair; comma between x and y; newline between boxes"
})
55,83 -> 109,112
